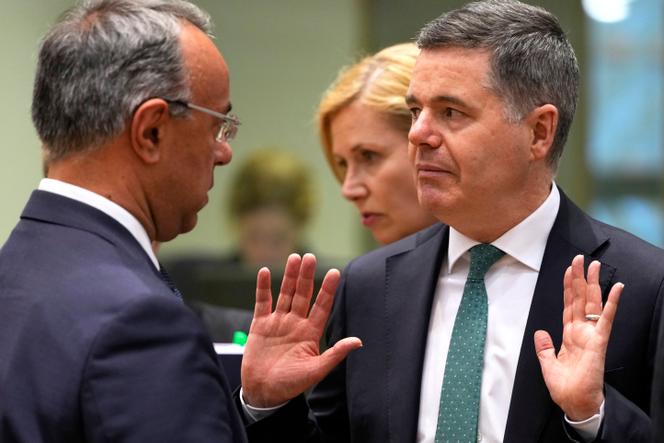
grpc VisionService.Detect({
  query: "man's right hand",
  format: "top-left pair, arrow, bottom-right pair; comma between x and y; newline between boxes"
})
241,253 -> 363,408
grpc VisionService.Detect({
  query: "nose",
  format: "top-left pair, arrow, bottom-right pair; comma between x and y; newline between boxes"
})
340,168 -> 368,202
215,141 -> 233,166
408,110 -> 442,149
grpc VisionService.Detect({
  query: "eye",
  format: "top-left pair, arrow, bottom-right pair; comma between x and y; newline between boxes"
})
409,107 -> 421,121
359,149 -> 378,162
443,107 -> 463,119
335,158 -> 348,170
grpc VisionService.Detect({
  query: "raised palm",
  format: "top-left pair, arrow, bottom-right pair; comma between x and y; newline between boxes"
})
534,255 -> 622,420
241,253 -> 362,408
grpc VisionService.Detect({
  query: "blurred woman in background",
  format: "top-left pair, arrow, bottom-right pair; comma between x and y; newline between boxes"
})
317,43 -> 436,245
227,148 -> 315,269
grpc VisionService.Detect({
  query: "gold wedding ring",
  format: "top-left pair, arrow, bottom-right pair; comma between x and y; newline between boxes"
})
584,314 -> 601,321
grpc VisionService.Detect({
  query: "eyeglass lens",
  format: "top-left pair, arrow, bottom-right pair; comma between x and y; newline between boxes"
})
216,117 -> 239,142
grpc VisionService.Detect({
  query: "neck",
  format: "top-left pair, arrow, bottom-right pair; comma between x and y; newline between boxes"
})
46,144 -> 157,241
445,178 -> 553,244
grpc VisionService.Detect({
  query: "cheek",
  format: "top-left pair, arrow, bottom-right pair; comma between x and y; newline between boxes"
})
383,165 -> 419,207
407,143 -> 418,165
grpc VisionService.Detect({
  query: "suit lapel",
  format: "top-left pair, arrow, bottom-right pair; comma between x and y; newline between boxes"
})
383,225 -> 448,442
504,190 -> 614,442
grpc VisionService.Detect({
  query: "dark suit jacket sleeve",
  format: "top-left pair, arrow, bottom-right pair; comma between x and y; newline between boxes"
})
652,292 -> 664,442
592,263 -> 664,442
593,384 -> 652,442
81,294 -> 245,443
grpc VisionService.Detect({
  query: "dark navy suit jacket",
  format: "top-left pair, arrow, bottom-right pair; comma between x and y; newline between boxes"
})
246,190 -> 664,442
0,190 -> 246,443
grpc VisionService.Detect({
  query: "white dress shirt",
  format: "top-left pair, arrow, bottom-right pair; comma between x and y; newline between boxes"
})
417,183 -> 599,442
38,178 -> 159,270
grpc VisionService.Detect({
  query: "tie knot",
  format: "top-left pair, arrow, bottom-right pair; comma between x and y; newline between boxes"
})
467,244 -> 505,280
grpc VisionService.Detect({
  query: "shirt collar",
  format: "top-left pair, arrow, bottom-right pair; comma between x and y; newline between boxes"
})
38,178 -> 159,270
447,183 -> 560,273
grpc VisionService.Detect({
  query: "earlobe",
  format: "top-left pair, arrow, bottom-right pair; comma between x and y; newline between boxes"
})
130,98 -> 170,164
528,104 -> 558,161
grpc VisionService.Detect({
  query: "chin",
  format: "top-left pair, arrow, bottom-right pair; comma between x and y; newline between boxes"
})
373,229 -> 398,246
179,213 -> 199,236
419,191 -> 453,215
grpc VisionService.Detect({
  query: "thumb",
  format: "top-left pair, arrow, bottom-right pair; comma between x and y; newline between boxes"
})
316,337 -> 363,377
534,330 -> 557,378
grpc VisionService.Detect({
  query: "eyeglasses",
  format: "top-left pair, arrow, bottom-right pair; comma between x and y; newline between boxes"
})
165,99 -> 241,142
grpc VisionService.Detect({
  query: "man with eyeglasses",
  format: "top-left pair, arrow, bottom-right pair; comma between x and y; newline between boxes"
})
0,1 -> 252,442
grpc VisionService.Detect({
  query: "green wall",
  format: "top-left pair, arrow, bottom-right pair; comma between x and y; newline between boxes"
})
0,1 -> 590,264
0,0 -> 368,263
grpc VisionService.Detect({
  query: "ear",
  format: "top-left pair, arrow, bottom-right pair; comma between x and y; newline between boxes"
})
130,98 -> 171,165
525,104 -> 558,162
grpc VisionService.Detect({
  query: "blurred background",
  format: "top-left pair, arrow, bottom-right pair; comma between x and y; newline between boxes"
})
1,0 -> 662,263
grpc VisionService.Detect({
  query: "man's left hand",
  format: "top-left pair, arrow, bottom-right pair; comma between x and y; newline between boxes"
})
534,254 -> 622,420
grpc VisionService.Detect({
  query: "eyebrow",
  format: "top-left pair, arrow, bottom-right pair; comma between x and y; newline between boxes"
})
405,94 -> 470,110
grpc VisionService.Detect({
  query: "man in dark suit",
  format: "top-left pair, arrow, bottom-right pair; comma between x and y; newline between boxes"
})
238,1 -> 664,441
0,1 -> 251,441
653,319 -> 664,441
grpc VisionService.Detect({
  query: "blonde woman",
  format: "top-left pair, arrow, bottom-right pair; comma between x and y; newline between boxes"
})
317,43 -> 436,244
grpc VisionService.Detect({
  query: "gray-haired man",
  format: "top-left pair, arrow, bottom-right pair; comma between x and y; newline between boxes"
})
0,1 -> 246,441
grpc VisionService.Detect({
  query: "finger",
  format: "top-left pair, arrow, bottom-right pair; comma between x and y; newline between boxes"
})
314,336 -> 363,379
562,265 -> 573,326
595,282 -> 623,338
308,268 -> 341,331
585,260 -> 603,317
275,254 -> 302,313
570,255 -> 587,322
534,330 -> 557,381
290,253 -> 317,317
253,267 -> 273,318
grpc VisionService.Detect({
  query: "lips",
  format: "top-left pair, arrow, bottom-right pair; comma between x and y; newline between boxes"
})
416,162 -> 452,178
361,212 -> 383,227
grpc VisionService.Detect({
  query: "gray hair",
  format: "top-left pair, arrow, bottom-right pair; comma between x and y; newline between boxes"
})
417,0 -> 579,169
32,0 -> 212,162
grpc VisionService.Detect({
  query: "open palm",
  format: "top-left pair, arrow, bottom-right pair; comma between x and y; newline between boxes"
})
241,253 -> 362,408
534,255 -> 623,420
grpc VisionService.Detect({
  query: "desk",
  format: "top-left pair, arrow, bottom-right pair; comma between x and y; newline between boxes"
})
216,343 -> 243,390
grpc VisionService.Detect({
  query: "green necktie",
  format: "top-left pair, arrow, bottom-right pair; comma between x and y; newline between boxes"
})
435,244 -> 505,443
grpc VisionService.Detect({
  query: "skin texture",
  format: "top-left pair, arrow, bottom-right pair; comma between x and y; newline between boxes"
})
406,47 -> 555,243
534,255 -> 623,421
47,22 -> 233,243
145,22 -> 233,241
241,254 -> 362,407
330,101 -> 436,244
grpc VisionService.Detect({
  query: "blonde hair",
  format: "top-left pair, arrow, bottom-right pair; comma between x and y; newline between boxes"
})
317,43 -> 418,181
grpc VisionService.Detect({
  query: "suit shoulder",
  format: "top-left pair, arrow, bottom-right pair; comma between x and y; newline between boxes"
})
591,216 -> 664,263
345,223 -> 445,274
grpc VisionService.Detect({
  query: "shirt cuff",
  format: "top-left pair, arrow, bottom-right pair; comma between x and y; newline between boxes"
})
239,387 -> 288,423
564,400 -> 605,442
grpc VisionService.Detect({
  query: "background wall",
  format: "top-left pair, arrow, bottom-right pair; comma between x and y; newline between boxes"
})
0,0 -> 368,263
1,1 -> 661,266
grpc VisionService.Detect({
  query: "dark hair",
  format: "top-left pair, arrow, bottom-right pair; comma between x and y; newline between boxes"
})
229,149 -> 315,227
417,0 -> 579,169
32,0 -> 212,162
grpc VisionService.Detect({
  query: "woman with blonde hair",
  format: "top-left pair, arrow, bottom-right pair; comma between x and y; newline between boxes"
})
318,43 -> 436,245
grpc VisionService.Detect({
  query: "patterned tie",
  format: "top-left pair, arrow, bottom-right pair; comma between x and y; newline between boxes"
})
435,244 -> 505,443
159,264 -> 183,300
